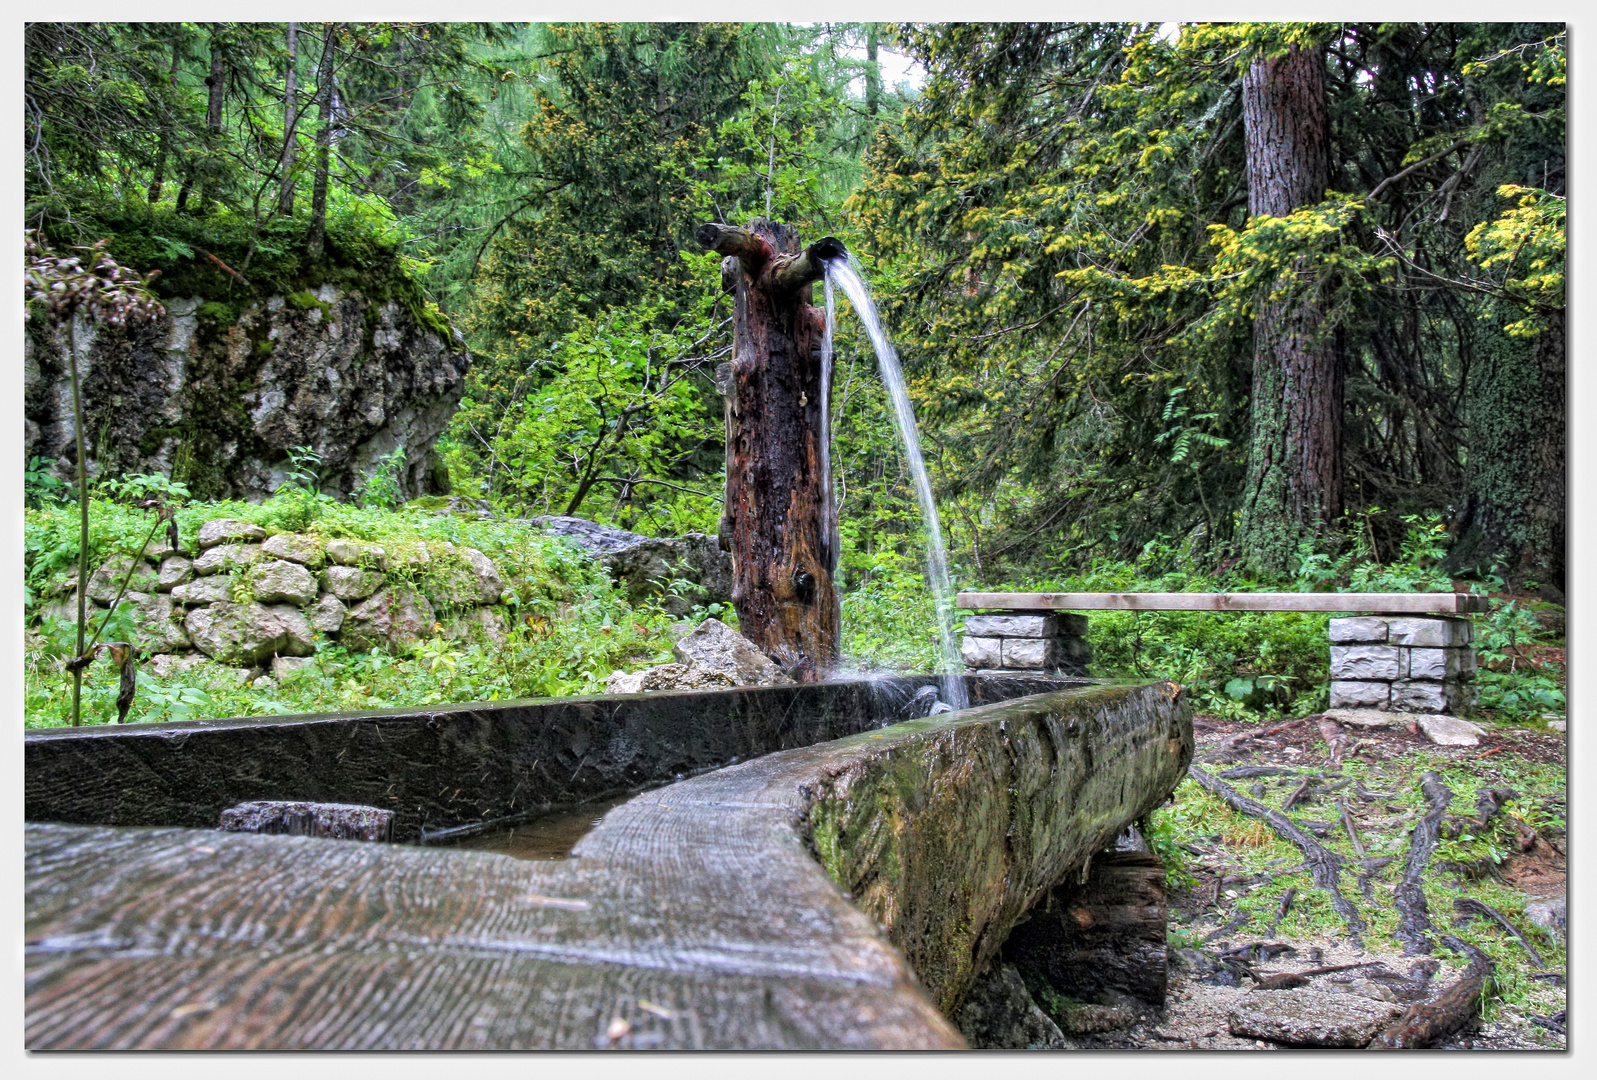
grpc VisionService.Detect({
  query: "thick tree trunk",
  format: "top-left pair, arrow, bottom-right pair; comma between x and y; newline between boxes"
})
276,23 -> 299,216
306,25 -> 338,259
1236,44 -> 1342,573
698,219 -> 843,681
1448,313 -> 1566,598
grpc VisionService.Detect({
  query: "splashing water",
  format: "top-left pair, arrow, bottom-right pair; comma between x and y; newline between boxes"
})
823,256 -> 969,712
820,274 -> 838,578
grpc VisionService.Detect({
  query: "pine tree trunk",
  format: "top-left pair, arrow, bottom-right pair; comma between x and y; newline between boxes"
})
276,23 -> 299,216
196,37 -> 226,211
1448,313 -> 1566,598
306,25 -> 338,259
146,41 -> 182,203
1236,44 -> 1342,574
699,219 -> 842,681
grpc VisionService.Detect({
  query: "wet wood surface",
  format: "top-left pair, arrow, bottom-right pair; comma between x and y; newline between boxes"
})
27,679 -> 1190,1049
957,591 -> 1489,614
700,217 -> 840,680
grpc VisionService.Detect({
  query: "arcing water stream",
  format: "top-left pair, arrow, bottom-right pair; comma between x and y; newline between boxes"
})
823,256 -> 969,711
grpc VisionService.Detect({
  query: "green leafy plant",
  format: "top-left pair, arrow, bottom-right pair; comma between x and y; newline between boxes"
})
359,447 -> 409,511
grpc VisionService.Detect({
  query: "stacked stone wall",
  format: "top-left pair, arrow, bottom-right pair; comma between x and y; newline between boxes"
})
960,613 -> 1091,676
1328,615 -> 1476,713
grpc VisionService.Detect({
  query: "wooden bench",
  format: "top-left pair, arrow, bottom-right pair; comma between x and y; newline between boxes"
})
956,591 -> 1489,715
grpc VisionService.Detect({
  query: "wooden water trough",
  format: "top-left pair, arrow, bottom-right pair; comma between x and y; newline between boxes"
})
26,675 -> 1192,1049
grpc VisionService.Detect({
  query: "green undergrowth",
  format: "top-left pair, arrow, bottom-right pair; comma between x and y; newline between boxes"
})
23,491 -> 719,728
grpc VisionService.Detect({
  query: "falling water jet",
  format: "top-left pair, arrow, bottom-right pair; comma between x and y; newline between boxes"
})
822,255 -> 969,712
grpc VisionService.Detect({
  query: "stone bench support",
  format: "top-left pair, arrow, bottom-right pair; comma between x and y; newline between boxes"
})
958,593 -> 1486,716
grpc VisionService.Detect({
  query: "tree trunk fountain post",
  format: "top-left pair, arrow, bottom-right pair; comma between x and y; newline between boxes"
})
695,219 -> 846,682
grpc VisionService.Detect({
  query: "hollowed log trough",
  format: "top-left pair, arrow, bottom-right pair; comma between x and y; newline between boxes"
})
26,676 -> 1192,1049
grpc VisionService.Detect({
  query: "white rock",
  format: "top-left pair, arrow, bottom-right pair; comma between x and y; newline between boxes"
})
171,575 -> 233,605
197,518 -> 268,549
271,655 -> 316,679
251,559 -> 319,605
671,618 -> 790,686
1415,714 -> 1487,746
1387,616 -> 1472,647
1323,708 -> 1400,728
1329,681 -> 1389,709
963,613 -> 1087,638
321,564 -> 385,601
157,555 -> 194,591
310,594 -> 347,634
193,543 -> 263,576
325,538 -> 387,569
260,532 -> 325,568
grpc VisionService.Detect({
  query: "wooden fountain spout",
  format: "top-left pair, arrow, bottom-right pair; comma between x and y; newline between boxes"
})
696,218 -> 845,681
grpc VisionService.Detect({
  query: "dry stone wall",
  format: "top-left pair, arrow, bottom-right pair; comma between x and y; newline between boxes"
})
1328,615 -> 1477,714
53,518 -> 508,681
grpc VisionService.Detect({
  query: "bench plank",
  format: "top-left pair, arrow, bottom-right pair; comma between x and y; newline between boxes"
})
956,592 -> 1488,615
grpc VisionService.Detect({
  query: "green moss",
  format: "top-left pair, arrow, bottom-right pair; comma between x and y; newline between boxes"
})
196,301 -> 238,325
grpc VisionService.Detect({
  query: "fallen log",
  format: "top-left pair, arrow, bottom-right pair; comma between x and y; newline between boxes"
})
1394,771 -> 1453,954
1367,936 -> 1493,1048
1187,765 -> 1365,939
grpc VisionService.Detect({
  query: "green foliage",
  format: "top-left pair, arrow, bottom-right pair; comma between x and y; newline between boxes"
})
25,457 -> 69,508
359,447 -> 409,511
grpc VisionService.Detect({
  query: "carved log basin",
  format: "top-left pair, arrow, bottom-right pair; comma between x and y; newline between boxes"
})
25,675 -> 1193,1049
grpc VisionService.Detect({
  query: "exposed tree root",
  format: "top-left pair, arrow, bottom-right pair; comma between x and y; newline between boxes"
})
1367,936 -> 1494,1048
1453,896 -> 1546,969
1394,770 -> 1453,954
1187,765 -> 1365,940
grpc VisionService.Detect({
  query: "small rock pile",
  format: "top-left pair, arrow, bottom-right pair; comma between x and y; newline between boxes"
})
604,618 -> 793,693
42,518 -> 508,680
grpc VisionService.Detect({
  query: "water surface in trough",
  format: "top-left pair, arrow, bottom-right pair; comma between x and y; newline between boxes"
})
444,794 -> 635,861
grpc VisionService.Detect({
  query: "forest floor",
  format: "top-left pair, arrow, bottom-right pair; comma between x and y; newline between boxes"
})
1084,711 -> 1568,1050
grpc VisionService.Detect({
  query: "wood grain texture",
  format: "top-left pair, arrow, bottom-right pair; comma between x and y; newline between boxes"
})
957,591 -> 1488,614
26,678 -> 1189,1049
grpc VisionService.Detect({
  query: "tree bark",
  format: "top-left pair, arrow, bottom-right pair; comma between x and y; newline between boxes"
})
699,218 -> 840,680
1447,312 -> 1565,598
195,34 -> 227,211
1236,44 -> 1342,574
306,24 -> 338,259
275,22 -> 299,216
146,39 -> 183,204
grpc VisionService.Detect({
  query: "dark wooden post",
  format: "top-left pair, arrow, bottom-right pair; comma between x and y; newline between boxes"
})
696,219 -> 846,681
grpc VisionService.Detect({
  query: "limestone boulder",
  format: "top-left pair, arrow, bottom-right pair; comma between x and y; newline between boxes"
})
198,519 -> 268,549
260,533 -> 325,569
321,565 -> 385,602
458,547 -> 504,605
325,539 -> 387,569
111,591 -> 191,655
184,601 -> 315,666
310,594 -> 347,634
604,663 -> 737,695
157,555 -> 194,591
24,288 -> 468,504
443,607 -> 508,647
86,555 -> 159,603
146,652 -> 208,679
672,618 -> 791,687
341,587 -> 436,653
250,559 -> 318,605
1226,988 -> 1403,1047
193,543 -> 263,576
171,575 -> 233,606
271,656 -> 317,680
534,516 -> 732,613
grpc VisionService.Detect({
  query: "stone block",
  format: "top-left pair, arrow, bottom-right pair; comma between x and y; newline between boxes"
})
963,613 -> 1088,638
1387,616 -> 1471,648
963,636 -> 1003,669
87,555 -> 159,603
1390,680 -> 1449,713
1415,715 -> 1486,746
1328,616 -> 1389,644
1002,638 -> 1083,670
1329,645 -> 1400,681
1403,647 -> 1462,681
1329,681 -> 1388,709
310,594 -> 347,634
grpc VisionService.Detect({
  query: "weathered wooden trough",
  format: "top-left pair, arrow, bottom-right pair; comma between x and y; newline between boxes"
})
25,674 -> 1191,1049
